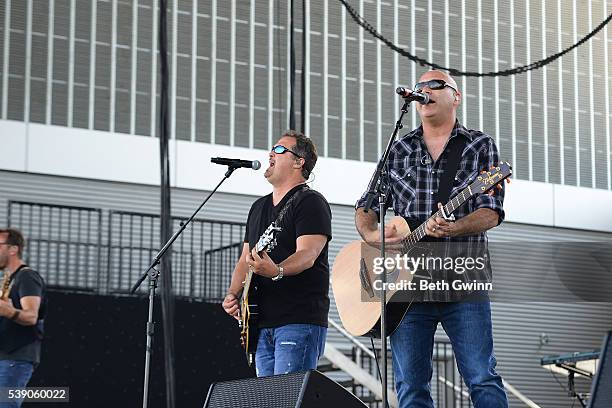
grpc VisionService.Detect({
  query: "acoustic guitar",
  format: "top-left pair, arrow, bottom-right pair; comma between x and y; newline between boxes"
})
332,162 -> 513,338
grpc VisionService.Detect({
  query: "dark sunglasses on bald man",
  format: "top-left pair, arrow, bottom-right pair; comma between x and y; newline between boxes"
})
414,79 -> 458,94
271,145 -> 303,158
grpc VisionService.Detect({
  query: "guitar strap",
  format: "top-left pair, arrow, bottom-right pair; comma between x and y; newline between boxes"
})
272,184 -> 309,229
432,134 -> 467,210
404,134 -> 467,234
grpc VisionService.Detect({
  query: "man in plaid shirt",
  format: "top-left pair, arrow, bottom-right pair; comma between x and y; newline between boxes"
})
355,70 -> 508,407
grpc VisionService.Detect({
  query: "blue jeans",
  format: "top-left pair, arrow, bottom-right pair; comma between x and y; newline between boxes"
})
0,360 -> 34,408
255,324 -> 327,377
390,301 -> 508,408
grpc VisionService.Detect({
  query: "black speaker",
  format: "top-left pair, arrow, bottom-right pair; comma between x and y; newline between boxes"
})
203,370 -> 368,408
589,330 -> 612,408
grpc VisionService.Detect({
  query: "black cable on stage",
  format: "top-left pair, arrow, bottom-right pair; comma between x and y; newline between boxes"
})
338,0 -> 612,77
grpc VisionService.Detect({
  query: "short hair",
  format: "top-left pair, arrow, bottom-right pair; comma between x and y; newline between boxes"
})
0,228 -> 25,258
282,130 -> 318,180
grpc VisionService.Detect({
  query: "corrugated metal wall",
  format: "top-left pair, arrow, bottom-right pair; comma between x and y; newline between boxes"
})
1,169 -> 610,407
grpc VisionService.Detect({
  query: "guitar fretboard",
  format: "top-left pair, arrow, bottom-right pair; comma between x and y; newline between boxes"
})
401,185 -> 473,247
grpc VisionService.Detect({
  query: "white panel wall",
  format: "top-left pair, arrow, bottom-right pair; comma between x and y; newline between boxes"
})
25,123 -> 173,186
1,120 -> 27,172
553,184 -> 612,231
2,119 -> 612,233
503,179 -> 555,226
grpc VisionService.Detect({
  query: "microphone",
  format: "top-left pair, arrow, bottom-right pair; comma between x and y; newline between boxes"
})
395,87 -> 430,104
211,157 -> 261,170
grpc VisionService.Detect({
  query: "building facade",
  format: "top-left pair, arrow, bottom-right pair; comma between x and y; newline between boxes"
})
2,1 -> 612,406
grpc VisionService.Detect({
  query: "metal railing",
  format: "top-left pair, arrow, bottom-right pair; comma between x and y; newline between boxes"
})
8,201 -> 103,292
7,201 -> 245,300
202,242 -> 244,301
106,209 -> 245,298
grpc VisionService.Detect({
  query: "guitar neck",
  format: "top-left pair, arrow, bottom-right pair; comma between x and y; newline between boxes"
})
402,184 -> 473,246
241,268 -> 254,302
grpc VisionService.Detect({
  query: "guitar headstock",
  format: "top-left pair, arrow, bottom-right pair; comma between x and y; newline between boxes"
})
468,161 -> 512,195
256,223 -> 282,252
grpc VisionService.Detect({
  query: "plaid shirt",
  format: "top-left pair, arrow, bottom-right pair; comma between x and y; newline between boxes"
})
356,121 -> 506,301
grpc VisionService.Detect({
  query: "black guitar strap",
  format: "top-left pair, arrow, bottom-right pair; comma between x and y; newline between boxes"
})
273,185 -> 309,228
404,134 -> 467,233
433,134 -> 467,209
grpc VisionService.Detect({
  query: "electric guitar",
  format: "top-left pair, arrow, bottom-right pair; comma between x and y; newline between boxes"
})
0,272 -> 11,301
331,162 -> 513,338
239,222 -> 281,366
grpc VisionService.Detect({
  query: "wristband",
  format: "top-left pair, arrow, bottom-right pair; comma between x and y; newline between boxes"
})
10,309 -> 20,321
272,265 -> 284,281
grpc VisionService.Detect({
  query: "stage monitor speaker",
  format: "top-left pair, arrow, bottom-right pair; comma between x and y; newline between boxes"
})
203,370 -> 368,408
589,330 -> 612,408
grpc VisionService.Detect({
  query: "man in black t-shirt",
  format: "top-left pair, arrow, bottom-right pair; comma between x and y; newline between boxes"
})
222,131 -> 332,377
0,228 -> 46,407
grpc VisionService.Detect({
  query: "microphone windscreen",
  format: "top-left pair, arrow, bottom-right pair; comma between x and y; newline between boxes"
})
252,160 -> 261,170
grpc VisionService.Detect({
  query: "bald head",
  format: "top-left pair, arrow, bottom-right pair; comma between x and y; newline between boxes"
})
418,70 -> 459,91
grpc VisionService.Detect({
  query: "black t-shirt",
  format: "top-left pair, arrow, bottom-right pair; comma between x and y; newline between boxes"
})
0,266 -> 46,364
244,184 -> 332,328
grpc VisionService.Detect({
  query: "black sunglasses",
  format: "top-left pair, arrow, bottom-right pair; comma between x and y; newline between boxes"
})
271,145 -> 303,158
414,79 -> 458,94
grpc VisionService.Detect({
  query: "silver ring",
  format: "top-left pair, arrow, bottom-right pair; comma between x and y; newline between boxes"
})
432,227 -> 436,232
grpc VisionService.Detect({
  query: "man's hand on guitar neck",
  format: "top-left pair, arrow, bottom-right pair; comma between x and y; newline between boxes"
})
425,203 -> 458,239
223,243 -> 249,321
425,204 -> 500,238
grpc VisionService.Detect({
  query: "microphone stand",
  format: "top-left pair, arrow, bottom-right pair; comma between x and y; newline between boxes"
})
130,165 -> 240,408
362,98 -> 412,408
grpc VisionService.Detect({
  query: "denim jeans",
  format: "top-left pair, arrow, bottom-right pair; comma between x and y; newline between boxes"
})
0,360 -> 34,408
390,300 -> 508,408
255,324 -> 327,377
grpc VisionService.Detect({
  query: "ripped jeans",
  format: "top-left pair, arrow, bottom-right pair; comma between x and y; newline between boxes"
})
255,324 -> 327,377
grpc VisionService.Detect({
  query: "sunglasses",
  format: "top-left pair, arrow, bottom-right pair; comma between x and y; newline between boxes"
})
271,145 -> 303,158
413,79 -> 458,94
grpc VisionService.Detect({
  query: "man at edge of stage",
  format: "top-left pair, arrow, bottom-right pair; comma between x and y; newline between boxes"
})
355,70 -> 509,408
